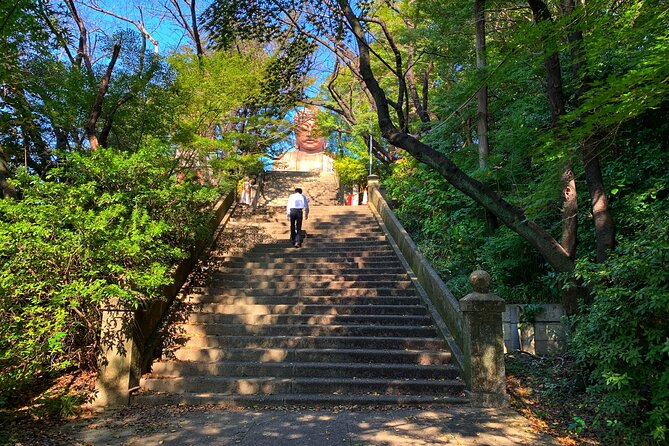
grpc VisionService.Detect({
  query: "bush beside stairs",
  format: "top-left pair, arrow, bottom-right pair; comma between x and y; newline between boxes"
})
134,172 -> 467,406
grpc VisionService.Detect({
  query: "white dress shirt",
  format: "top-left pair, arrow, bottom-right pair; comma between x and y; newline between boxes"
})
287,193 -> 309,217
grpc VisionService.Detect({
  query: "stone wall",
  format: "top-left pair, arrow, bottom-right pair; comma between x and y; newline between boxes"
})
502,304 -> 567,356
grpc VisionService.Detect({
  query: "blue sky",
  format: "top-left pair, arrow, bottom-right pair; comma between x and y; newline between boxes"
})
75,0 -> 211,55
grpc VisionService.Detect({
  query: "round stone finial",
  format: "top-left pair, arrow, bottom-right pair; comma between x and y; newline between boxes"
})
470,270 -> 491,293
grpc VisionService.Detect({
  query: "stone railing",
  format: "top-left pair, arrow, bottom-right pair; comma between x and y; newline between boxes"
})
93,191 -> 237,407
367,175 -> 508,407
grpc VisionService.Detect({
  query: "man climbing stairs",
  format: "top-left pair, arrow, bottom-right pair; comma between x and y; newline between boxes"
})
135,172 -> 466,406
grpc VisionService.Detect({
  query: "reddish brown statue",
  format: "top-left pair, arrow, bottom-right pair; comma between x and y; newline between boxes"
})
274,107 -> 333,172
294,107 -> 326,153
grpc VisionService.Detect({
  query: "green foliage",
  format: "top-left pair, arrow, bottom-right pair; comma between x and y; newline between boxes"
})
30,391 -> 84,420
334,153 -> 368,192
203,0 -> 316,112
384,155 -> 555,302
210,152 -> 265,188
253,33 -> 317,110
571,208 -> 669,443
569,124 -> 669,444
0,145 -> 222,406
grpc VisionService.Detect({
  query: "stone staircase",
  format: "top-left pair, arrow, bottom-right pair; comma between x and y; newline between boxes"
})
256,170 -> 340,206
135,172 -> 466,406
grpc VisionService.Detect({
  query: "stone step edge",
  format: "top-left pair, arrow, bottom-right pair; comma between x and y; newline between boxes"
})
183,303 -> 426,310
131,393 -> 469,407
212,256 -> 401,262
179,323 -> 435,330
185,316 -> 430,322
131,393 -> 470,409
184,296 -> 421,303
150,360 -> 459,372
140,376 -> 465,387
168,346 -> 450,353
172,336 -> 445,345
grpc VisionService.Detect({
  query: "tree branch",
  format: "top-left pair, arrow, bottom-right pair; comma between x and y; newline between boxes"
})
81,1 -> 159,53
86,42 -> 122,150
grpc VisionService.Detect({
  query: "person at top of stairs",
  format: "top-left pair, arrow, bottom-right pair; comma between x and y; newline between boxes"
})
287,187 -> 309,248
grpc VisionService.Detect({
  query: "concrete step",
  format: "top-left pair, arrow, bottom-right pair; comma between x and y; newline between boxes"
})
171,347 -> 454,364
185,313 -> 431,326
182,303 -> 428,315
226,224 -> 384,233
240,241 -> 392,250
132,392 -> 469,407
229,213 -> 378,220
215,258 -> 404,269
192,288 -> 419,298
218,248 -> 398,258
224,228 -> 383,237
215,266 -> 409,275
177,335 -> 445,350
179,323 -> 438,338
184,294 -> 422,306
209,251 -> 399,261
206,280 -> 415,292
210,275 -> 411,286
149,361 -> 460,380
225,221 -> 379,229
140,376 -> 466,396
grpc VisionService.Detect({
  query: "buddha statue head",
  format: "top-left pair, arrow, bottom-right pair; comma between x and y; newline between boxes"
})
294,107 -> 326,154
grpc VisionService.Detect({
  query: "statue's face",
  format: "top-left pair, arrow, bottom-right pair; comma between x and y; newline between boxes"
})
294,109 -> 326,153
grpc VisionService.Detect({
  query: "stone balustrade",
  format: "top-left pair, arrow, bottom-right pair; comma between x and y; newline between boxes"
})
367,175 -> 508,407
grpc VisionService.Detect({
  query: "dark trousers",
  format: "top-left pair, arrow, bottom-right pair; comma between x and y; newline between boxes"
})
289,208 -> 303,243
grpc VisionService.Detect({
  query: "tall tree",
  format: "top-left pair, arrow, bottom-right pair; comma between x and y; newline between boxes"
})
560,0 -> 614,262
474,0 -> 489,168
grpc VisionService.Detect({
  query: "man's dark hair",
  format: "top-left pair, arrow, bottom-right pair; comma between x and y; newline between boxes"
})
295,188 -> 302,193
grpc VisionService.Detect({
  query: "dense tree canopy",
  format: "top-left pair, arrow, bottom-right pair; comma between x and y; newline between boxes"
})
1,0 -> 667,442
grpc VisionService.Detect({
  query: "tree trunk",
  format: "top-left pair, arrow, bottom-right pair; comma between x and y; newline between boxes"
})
474,0 -> 498,232
562,0 -> 615,261
190,0 -> 205,58
98,93 -> 133,148
64,0 -> 94,77
86,43 -> 121,150
475,0 -> 489,169
0,147 -> 17,199
406,49 -> 430,123
560,164 -> 578,259
528,0 -> 580,311
582,141 -> 615,261
340,0 -> 574,274
527,0 -> 565,119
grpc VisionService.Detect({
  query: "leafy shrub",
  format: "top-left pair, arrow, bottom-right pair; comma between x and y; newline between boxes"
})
0,144 -> 222,406
210,152 -> 266,188
334,153 -> 369,192
571,200 -> 669,444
